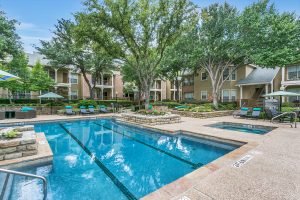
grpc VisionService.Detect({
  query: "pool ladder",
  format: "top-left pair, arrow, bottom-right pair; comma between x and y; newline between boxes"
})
0,168 -> 47,200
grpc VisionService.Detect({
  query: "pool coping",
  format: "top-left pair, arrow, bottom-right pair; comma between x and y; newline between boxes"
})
114,119 -> 259,200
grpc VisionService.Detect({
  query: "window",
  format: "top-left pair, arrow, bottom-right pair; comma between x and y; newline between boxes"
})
182,76 -> 194,86
222,89 -> 237,102
201,91 -> 208,100
184,92 -> 194,100
70,90 -> 78,100
223,68 -> 237,81
71,73 -> 78,84
287,88 -> 300,102
49,70 -> 55,80
223,69 -> 230,81
201,72 -> 208,81
287,66 -> 300,80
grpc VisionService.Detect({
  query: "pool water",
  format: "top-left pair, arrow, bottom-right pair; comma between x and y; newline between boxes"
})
206,122 -> 275,135
5,119 -> 241,200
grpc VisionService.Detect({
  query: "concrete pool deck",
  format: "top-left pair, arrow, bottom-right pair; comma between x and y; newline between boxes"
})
139,116 -> 300,200
0,114 -> 299,200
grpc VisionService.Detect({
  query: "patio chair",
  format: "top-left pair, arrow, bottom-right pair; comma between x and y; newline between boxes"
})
99,105 -> 108,113
233,107 -> 249,118
248,107 -> 262,119
65,106 -> 76,115
88,105 -> 96,114
80,106 -> 90,115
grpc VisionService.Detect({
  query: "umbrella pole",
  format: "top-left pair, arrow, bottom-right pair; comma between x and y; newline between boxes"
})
280,95 -> 282,112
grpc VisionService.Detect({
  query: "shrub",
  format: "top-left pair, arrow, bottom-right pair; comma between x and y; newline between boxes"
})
137,109 -> 166,115
218,102 -> 238,110
96,100 -> 134,107
0,99 -> 10,104
3,130 -> 20,139
78,100 -> 97,108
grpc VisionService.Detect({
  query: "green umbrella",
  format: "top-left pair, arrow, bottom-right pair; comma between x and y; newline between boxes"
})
38,92 -> 64,114
0,69 -> 20,81
263,91 -> 300,111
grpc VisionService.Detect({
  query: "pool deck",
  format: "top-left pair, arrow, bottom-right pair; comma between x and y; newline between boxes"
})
139,116 -> 300,200
1,114 -> 299,200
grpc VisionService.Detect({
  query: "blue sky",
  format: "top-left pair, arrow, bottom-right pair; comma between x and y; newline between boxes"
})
0,0 -> 299,53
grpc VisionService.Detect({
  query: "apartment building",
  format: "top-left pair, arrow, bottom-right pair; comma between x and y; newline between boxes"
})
182,64 -> 283,106
24,52 -> 125,100
166,80 -> 182,100
281,63 -> 300,102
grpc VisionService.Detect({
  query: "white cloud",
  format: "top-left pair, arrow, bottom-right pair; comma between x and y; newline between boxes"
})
16,22 -> 37,30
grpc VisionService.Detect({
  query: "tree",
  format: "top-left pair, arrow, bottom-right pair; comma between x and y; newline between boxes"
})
38,19 -> 119,99
0,53 -> 30,99
159,30 -> 199,101
81,0 -> 197,108
0,11 -> 22,60
29,60 -> 54,92
193,1 -> 300,109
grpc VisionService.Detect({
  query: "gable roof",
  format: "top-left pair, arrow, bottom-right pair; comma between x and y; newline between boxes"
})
236,67 -> 280,86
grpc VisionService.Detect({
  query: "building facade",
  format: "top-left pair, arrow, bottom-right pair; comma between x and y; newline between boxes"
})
281,63 -> 300,102
181,64 -> 286,106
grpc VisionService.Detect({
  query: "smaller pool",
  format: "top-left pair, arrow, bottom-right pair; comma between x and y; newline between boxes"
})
206,122 -> 276,135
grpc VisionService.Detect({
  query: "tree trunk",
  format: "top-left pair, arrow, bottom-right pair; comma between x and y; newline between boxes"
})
212,91 -> 219,109
144,86 -> 151,110
81,69 -> 94,99
175,78 -> 180,102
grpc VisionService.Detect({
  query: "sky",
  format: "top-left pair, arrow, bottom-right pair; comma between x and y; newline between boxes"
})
0,0 -> 299,53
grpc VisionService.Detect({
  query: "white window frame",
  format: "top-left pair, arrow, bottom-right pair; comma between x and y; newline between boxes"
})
71,73 -> 78,84
287,66 -> 300,81
222,89 -> 237,102
200,91 -> 208,100
184,92 -> 194,100
70,90 -> 78,100
201,72 -> 208,81
223,68 -> 237,81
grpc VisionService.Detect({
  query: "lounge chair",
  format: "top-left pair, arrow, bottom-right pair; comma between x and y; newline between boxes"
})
233,107 -> 249,118
88,105 -> 96,114
65,106 -> 76,115
99,105 -> 108,113
248,107 -> 262,119
174,105 -> 189,110
80,106 -> 90,115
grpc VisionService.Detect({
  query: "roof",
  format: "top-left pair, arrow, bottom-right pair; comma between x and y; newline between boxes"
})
26,52 -> 50,66
236,67 -> 280,86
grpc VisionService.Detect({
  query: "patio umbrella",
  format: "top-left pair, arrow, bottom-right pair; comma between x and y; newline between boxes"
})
263,91 -> 300,111
0,69 -> 20,81
38,92 -> 64,114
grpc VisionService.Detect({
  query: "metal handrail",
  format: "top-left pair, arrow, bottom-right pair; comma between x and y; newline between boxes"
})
0,168 -> 47,200
271,112 -> 297,128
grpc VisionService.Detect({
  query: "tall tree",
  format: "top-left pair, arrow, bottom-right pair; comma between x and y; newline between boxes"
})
193,1 -> 300,109
38,19 -> 119,99
29,60 -> 54,92
0,11 -> 22,60
159,30 -> 199,101
82,0 -> 197,108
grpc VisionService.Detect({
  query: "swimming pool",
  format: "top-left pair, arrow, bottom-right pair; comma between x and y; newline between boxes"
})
206,122 -> 276,135
4,119 -> 241,199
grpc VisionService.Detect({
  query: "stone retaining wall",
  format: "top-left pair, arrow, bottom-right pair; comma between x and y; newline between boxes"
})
0,126 -> 38,161
0,106 -> 62,115
171,110 -> 234,119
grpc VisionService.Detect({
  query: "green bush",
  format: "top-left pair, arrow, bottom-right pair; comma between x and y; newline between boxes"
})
78,100 -> 98,108
218,102 -> 238,110
137,109 -> 166,115
0,99 -> 10,104
96,100 -> 134,107
282,102 -> 295,107
188,103 -> 213,112
3,130 -> 20,139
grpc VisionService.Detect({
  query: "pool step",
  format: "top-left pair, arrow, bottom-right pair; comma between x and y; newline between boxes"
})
0,173 -> 14,200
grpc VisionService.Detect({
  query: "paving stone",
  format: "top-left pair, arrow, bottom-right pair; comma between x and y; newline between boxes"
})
14,125 -> 34,132
4,152 -> 22,160
22,150 -> 38,157
0,147 -> 17,154
26,144 -> 37,150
